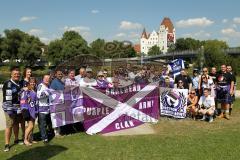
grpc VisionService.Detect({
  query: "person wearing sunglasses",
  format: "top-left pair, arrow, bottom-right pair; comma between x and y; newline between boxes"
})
187,89 -> 199,120
96,71 -> 109,88
200,74 -> 214,97
174,69 -> 192,90
198,67 -> 213,95
177,80 -> 185,89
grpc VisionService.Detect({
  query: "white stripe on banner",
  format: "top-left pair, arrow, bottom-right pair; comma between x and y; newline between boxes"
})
81,82 -> 159,135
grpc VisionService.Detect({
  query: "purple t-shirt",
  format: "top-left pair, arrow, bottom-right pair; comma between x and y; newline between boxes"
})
20,90 -> 38,119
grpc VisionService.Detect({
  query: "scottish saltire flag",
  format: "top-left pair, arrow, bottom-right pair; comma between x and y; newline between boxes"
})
50,86 -> 84,128
168,59 -> 185,77
82,82 -> 160,135
160,87 -> 188,118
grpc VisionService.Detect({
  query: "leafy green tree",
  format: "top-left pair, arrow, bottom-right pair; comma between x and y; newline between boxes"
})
90,38 -> 106,58
195,40 -> 229,69
1,29 -> 26,61
175,37 -> 202,51
18,35 -> 43,66
47,39 -> 63,64
47,31 -> 89,65
148,45 -> 161,56
106,41 -> 136,58
0,34 -> 3,61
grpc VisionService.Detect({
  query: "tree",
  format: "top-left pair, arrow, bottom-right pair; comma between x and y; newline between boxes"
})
0,34 -> 3,61
48,39 -> 63,65
47,31 -> 89,65
106,41 -> 136,58
175,37 -> 202,51
90,38 -> 106,58
195,40 -> 229,69
148,45 -> 161,56
1,29 -> 26,61
18,35 -> 44,66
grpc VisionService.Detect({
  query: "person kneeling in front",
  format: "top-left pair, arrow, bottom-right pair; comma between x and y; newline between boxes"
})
198,88 -> 215,123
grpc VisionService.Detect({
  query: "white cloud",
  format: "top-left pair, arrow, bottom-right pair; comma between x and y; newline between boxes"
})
39,37 -> 50,44
119,21 -> 143,30
221,28 -> 240,37
222,19 -> 228,23
28,29 -> 43,36
19,16 -> 37,22
182,30 -> 211,39
232,24 -> 238,29
233,17 -> 240,24
114,32 -> 139,43
91,10 -> 99,14
176,17 -> 214,28
63,26 -> 90,33
115,33 -> 126,37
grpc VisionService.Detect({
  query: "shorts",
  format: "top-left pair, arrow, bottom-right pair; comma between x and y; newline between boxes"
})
216,89 -> 232,104
4,112 -> 24,128
22,109 -> 31,121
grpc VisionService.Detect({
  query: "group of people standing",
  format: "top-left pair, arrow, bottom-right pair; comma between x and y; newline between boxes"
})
2,67 -> 54,152
1,63 -> 237,152
186,64 -> 236,122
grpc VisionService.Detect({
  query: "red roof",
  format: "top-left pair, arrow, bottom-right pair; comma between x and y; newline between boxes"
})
134,44 -> 141,53
161,17 -> 174,33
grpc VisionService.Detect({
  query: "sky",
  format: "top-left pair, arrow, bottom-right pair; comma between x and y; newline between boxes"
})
0,0 -> 240,47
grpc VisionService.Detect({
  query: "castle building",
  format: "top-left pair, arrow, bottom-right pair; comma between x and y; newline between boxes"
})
140,17 -> 176,55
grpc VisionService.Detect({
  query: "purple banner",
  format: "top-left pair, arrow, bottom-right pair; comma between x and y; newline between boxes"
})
50,86 -> 84,128
82,82 -> 159,134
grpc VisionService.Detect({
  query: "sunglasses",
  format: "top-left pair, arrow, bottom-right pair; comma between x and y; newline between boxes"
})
203,70 -> 208,72
190,92 -> 196,94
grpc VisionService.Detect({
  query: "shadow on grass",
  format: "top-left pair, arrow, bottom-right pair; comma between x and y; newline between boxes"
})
7,145 -> 68,160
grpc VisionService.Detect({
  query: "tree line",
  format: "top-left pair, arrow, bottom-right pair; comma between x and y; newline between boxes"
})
0,29 -> 239,71
0,29 -> 136,66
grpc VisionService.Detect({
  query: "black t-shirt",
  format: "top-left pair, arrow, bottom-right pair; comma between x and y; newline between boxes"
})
216,71 -> 233,86
209,73 -> 217,84
229,72 -> 236,83
174,74 -> 192,89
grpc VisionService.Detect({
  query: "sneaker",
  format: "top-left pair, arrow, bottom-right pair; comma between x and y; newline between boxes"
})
209,116 -> 213,123
14,139 -> 24,145
200,115 -> 206,121
4,144 -> 10,152
43,139 -> 48,144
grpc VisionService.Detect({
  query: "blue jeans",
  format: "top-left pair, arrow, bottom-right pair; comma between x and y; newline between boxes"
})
38,113 -> 53,140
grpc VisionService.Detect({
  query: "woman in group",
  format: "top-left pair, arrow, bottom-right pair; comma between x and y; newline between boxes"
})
187,89 -> 199,120
21,67 -> 32,87
20,77 -> 38,146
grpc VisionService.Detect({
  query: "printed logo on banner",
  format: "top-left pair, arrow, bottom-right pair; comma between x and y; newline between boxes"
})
160,87 -> 187,118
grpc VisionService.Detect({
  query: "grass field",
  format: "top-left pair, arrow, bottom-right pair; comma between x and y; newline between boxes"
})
0,100 -> 240,160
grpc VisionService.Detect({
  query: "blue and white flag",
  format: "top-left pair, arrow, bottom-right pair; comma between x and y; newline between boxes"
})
168,59 -> 185,77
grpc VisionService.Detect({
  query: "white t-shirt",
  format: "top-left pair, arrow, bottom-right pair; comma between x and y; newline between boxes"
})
79,77 -> 97,87
198,95 -> 215,109
65,78 -> 78,86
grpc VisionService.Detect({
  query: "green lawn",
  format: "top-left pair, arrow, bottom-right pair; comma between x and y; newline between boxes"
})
1,100 -> 240,160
